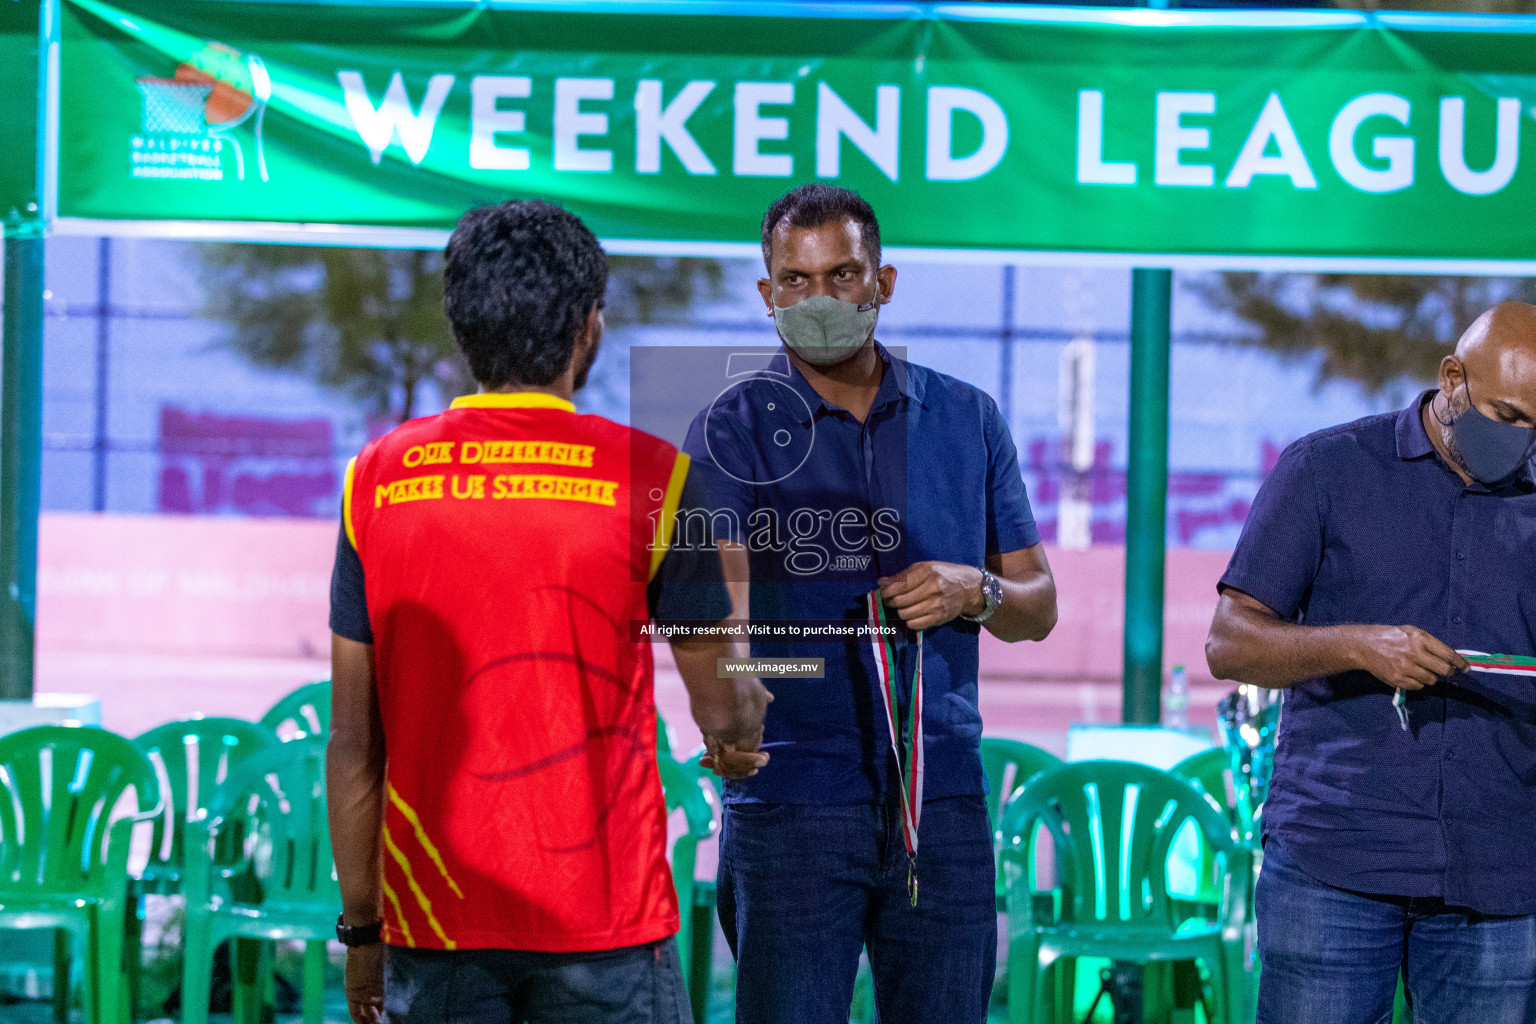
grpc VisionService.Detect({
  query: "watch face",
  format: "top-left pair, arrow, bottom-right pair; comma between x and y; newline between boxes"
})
981,573 -> 1002,617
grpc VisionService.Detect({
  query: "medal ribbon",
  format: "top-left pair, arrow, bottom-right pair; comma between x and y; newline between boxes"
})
867,591 -> 923,905
1458,650 -> 1536,678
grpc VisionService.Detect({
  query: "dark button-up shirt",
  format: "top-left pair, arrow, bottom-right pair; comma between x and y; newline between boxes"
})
1222,392 -> 1536,915
683,345 -> 1039,805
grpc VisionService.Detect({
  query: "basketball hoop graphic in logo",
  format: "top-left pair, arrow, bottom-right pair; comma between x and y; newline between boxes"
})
132,42 -> 271,183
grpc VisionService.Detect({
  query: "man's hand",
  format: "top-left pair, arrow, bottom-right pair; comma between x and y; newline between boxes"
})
344,944 -> 385,1024
878,561 -> 984,632
700,738 -> 770,779
1352,624 -> 1470,690
329,633 -> 389,1024
1208,589 -> 1471,690
699,687 -> 773,779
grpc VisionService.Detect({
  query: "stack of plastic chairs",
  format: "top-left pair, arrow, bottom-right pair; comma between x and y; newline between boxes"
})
179,736 -> 337,1024
140,685 -> 338,1024
129,718 -> 278,1015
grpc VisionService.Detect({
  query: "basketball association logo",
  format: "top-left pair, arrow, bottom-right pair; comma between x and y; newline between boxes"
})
131,42 -> 271,183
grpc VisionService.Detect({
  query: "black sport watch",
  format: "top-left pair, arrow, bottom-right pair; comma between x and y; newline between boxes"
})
336,915 -> 383,947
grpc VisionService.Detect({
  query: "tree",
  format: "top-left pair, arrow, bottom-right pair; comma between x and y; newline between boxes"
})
199,244 -> 723,422
1187,0 -> 1536,392
1190,274 -> 1536,394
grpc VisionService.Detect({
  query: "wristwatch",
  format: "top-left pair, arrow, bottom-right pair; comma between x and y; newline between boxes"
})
335,914 -> 384,948
962,569 -> 1003,624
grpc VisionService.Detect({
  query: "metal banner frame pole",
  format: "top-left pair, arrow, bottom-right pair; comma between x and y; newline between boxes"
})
1122,267 -> 1172,725
0,224 -> 45,701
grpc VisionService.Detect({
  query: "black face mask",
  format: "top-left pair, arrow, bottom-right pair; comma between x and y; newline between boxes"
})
1449,374 -> 1536,484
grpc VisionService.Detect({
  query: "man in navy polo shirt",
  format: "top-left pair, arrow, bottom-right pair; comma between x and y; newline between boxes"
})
682,184 -> 1059,1024
1207,301 -> 1536,1024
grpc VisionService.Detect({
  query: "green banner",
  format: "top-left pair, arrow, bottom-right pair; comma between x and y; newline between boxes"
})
52,0 -> 1536,267
1,0 -> 40,228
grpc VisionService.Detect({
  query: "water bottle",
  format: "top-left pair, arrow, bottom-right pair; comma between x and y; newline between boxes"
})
1164,664 -> 1190,732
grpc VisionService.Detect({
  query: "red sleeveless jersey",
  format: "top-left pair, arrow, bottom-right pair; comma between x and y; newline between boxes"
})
344,392 -> 689,952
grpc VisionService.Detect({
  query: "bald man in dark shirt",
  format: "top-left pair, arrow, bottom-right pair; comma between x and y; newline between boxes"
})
1208,302 -> 1536,1024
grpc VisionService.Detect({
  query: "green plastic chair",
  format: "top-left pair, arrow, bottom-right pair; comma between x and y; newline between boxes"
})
129,718 -> 279,1016
1171,750 -> 1232,824
980,739 -> 1064,907
180,737 -> 338,1024
1170,748 -> 1245,904
980,739 -> 1068,1015
982,739 -> 1064,822
0,725 -> 161,1024
1169,747 -> 1255,1019
133,718 -> 281,893
1177,745 -> 1266,853
999,760 -> 1255,1024
666,748 -> 721,1023
258,681 -> 330,741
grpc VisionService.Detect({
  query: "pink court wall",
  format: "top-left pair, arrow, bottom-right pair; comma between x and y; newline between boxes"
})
36,513 -> 1231,683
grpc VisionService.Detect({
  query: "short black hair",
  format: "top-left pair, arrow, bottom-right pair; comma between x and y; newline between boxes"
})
760,184 -> 881,272
443,200 -> 608,389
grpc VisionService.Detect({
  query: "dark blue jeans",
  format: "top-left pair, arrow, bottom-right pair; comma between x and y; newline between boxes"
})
718,795 -> 996,1024
383,940 -> 692,1024
1256,837 -> 1536,1024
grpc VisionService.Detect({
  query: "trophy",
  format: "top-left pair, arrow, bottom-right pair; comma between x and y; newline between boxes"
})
1215,684 -> 1281,848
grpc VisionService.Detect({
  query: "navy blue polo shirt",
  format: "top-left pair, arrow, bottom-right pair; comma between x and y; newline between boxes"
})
682,344 -> 1040,806
1222,391 -> 1536,916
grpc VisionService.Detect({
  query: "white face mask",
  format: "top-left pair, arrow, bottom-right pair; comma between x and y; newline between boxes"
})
772,293 -> 879,366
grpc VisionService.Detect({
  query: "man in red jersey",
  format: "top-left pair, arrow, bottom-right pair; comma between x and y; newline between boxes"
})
326,201 -> 771,1024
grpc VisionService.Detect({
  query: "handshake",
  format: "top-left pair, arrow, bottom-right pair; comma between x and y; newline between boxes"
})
698,685 -> 774,780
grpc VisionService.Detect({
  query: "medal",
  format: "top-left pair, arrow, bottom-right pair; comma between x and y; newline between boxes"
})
1458,650 -> 1536,678
868,591 -> 923,907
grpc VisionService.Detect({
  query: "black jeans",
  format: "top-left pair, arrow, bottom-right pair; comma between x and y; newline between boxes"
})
383,940 -> 692,1024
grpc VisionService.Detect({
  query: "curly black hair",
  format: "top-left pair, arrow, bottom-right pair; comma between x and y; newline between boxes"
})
760,184 -> 881,272
443,200 -> 609,389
